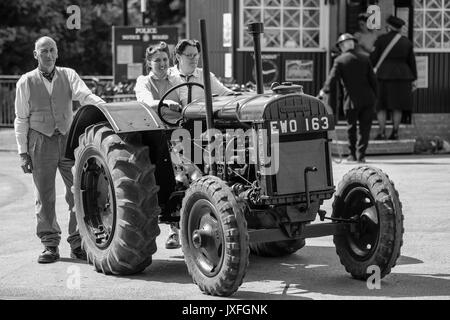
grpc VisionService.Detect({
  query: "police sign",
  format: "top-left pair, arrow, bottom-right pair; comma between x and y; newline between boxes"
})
112,26 -> 178,83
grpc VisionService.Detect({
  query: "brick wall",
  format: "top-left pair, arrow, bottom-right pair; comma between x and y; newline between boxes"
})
412,114 -> 450,141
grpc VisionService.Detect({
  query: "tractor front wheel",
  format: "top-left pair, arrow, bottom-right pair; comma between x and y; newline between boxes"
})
332,166 -> 404,280
180,176 -> 249,296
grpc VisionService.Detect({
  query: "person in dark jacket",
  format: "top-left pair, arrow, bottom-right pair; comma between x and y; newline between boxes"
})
371,15 -> 417,140
319,33 -> 377,163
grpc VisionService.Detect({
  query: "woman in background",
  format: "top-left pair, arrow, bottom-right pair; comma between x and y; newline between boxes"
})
353,12 -> 378,57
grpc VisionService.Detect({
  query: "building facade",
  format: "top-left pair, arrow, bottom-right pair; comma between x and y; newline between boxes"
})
186,0 -> 450,138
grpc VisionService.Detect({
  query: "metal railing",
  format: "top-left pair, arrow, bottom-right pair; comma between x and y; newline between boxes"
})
0,76 -> 19,127
0,75 -> 123,127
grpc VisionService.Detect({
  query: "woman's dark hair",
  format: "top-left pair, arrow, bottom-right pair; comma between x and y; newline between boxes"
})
145,41 -> 170,73
173,39 -> 201,65
357,12 -> 370,22
356,12 -> 370,32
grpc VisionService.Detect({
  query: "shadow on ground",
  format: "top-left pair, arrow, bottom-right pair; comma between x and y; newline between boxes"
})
369,161 -> 450,166
92,245 -> 449,299
234,246 -> 450,299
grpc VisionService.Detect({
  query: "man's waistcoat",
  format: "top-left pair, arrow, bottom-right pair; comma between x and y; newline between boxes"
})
27,67 -> 73,136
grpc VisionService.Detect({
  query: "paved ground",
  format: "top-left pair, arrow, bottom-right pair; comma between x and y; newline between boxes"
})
0,150 -> 449,300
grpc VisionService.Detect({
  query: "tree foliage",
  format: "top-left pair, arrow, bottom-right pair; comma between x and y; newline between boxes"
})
0,0 -> 185,75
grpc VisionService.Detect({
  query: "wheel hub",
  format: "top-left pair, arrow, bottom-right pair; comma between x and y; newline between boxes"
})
343,185 -> 380,260
192,228 -> 216,249
188,199 -> 224,276
81,154 -> 116,249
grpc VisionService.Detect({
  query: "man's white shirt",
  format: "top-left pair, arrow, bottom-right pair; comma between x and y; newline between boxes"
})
14,67 -> 105,154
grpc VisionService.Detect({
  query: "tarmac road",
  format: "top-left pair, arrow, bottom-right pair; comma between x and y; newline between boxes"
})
0,151 -> 449,300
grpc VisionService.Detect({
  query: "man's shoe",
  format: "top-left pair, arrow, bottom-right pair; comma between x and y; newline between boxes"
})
70,247 -> 87,260
374,133 -> 386,140
357,157 -> 366,163
165,233 -> 181,249
38,246 -> 60,264
345,155 -> 357,163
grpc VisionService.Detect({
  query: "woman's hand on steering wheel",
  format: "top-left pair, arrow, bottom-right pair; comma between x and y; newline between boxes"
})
164,99 -> 182,112
157,82 -> 205,126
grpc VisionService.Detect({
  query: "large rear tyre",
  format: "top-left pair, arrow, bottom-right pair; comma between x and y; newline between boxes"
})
180,176 -> 249,296
249,239 -> 305,257
332,166 -> 404,280
72,123 -> 160,275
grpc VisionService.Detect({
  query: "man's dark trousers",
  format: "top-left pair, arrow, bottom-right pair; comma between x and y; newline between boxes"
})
346,106 -> 374,160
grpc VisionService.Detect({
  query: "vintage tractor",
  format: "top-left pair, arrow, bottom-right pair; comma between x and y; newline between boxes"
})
65,21 -> 403,296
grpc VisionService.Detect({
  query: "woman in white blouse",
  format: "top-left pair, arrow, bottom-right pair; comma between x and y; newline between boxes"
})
169,39 -> 233,105
134,42 -> 182,250
134,42 -> 183,122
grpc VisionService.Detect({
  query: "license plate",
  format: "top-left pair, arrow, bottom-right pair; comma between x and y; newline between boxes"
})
269,115 -> 334,135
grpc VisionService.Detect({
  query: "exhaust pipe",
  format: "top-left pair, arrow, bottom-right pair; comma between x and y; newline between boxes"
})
199,19 -> 217,176
247,22 -> 264,94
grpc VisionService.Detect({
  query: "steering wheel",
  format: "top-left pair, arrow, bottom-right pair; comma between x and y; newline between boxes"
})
158,82 -> 205,126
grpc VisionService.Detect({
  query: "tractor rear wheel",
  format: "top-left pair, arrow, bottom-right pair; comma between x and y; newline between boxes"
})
332,166 -> 404,280
180,176 -> 249,296
249,239 -> 305,257
72,123 -> 160,275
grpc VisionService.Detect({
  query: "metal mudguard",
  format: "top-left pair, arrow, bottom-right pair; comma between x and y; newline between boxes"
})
65,101 -> 166,159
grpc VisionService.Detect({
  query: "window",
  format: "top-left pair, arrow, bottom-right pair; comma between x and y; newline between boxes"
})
240,0 -> 326,51
414,0 -> 450,50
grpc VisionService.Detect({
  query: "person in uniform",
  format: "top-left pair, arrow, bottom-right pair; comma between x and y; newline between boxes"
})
319,33 -> 377,163
371,15 -> 417,140
14,36 -> 105,263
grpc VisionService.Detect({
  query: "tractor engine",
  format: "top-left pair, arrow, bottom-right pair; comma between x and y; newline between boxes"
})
181,82 -> 336,227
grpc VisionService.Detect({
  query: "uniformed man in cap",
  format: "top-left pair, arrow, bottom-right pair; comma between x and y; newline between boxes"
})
319,33 -> 377,163
371,15 -> 417,140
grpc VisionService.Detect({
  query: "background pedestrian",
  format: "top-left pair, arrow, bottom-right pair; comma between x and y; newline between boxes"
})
319,33 -> 377,163
371,15 -> 417,140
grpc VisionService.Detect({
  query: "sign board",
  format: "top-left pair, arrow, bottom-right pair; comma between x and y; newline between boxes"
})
112,26 -> 178,83
223,13 -> 232,47
415,55 -> 428,89
253,54 -> 280,86
224,53 -> 232,78
285,60 -> 313,82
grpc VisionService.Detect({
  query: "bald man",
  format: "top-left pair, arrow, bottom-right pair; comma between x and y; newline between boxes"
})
14,36 -> 105,263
